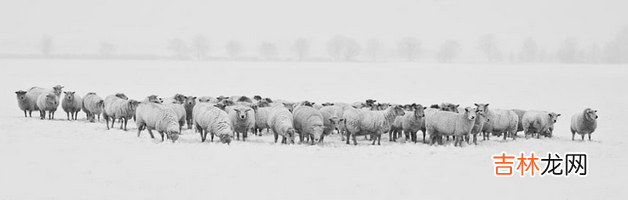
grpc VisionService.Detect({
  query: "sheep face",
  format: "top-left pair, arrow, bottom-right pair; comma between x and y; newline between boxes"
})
257,100 -> 270,108
199,96 -> 212,103
63,91 -> 76,101
235,108 -> 252,120
311,125 -> 325,142
221,99 -> 235,106
548,112 -> 561,123
585,108 -> 598,120
413,104 -> 426,118
173,94 -> 186,104
464,107 -> 478,121
441,103 -> 460,113
365,99 -> 377,107
15,90 -> 27,101
391,105 -> 406,116
219,134 -> 232,144
474,103 -> 490,114
145,95 -> 161,103
52,85 -> 64,96
286,128 -> 296,144
46,94 -> 59,106
185,96 -> 196,106
115,93 -> 128,100
283,103 -> 295,112
253,95 -> 262,101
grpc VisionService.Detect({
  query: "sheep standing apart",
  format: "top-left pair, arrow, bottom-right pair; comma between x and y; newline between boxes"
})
227,105 -> 255,141
192,103 -> 233,144
184,96 -> 197,129
36,93 -> 59,120
522,111 -> 561,139
292,106 -> 325,144
511,109 -> 527,132
474,103 -> 519,140
343,105 -> 405,145
103,94 -> 140,131
15,90 -> 37,117
62,91 -> 82,120
267,105 -> 296,144
163,101 -> 187,133
425,107 -> 477,147
570,108 -> 598,141
252,105 -> 271,136
136,102 -> 181,143
82,93 -> 104,122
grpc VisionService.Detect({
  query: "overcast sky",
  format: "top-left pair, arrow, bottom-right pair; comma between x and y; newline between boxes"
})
1,0 -> 626,55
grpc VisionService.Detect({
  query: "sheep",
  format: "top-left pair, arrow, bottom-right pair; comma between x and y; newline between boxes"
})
570,108 -> 598,141
467,111 -> 489,145
319,105 -> 345,137
135,102 -> 181,142
425,107 -> 478,147
343,105 -> 405,145
292,105 -> 325,144
227,105 -> 256,141
390,104 -> 427,143
267,105 -> 296,144
144,95 -> 162,103
320,110 -> 343,142
522,111 -> 561,139
183,96 -> 197,129
235,95 -> 253,103
511,109 -> 527,132
15,90 -> 37,117
103,94 -> 140,131
36,93 -> 59,120
82,92 -> 104,122
27,85 -> 64,100
61,91 -> 82,120
192,103 -> 233,144
251,105 -> 271,136
430,103 -> 460,113
163,100 -> 187,133
474,103 -> 519,140
198,96 -> 215,103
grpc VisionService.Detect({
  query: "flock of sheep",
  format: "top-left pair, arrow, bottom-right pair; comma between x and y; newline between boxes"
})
14,85 -> 600,146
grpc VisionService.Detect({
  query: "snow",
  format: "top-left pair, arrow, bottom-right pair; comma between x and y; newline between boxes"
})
0,60 -> 627,199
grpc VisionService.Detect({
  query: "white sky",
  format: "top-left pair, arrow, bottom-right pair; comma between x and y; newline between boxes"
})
1,0 -> 626,55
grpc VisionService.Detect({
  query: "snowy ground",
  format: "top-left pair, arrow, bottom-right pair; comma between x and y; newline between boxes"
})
1,60 -> 627,199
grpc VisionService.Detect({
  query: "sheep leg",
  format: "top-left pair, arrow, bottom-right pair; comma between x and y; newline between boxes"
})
581,134 -> 585,141
111,118 -> 116,130
571,132 -> 575,141
23,110 -> 27,118
377,134 -> 381,145
137,125 -> 143,137
503,131 -> 507,140
39,110 -> 45,120
389,131 -> 394,142
346,132 -> 351,145
210,132 -> 215,142
422,131 -> 426,144
147,129 -> 156,139
473,134 -> 478,145
243,130 -> 248,142
158,131 -> 165,142
274,132 -> 279,143
352,134 -> 358,145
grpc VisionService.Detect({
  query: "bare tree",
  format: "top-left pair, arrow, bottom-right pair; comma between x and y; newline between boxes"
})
290,38 -> 309,61
167,38 -> 189,60
557,38 -> 579,63
365,39 -> 384,62
41,35 -> 53,56
436,40 -> 461,63
520,37 -> 538,62
477,34 -> 500,62
191,34 -> 209,60
259,41 -> 278,61
226,40 -> 243,60
327,36 -> 346,61
397,37 -> 421,61
343,38 -> 361,61
99,42 -> 115,57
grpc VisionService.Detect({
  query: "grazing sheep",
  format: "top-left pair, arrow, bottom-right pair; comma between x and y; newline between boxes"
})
292,105 -> 325,144
103,94 -> 140,131
426,107 -> 478,147
343,105 -> 405,145
62,91 -> 82,120
227,105 -> 256,141
511,109 -> 527,132
391,104 -> 427,143
192,103 -> 233,144
36,93 -> 59,120
267,105 -> 296,144
135,102 -> 181,142
570,108 -> 598,141
522,111 -> 561,139
15,90 -> 36,117
82,92 -> 104,122
474,103 -> 519,140
252,105 -> 271,136
183,96 -> 197,129
163,101 -> 187,133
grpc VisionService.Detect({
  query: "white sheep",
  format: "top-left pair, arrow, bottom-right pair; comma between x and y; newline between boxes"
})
27,85 -> 64,101
227,105 -> 256,141
293,105 -> 325,144
319,105 -> 346,137
391,104 -> 427,143
467,111 -> 489,145
425,107 -> 478,147
252,105 -> 271,136
198,96 -> 216,103
136,102 -> 181,143
82,92 -> 104,122
267,105 -> 296,144
103,94 -> 140,131
511,109 -> 527,132
570,108 -> 598,141
522,111 -> 561,139
15,90 -> 37,117
474,103 -> 519,140
343,105 -> 405,145
183,96 -> 197,129
62,91 -> 82,120
36,93 -> 59,120
162,97 -> 187,133
193,103 -> 233,144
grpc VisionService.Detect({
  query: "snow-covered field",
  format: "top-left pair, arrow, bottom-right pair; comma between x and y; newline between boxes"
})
1,59 -> 627,199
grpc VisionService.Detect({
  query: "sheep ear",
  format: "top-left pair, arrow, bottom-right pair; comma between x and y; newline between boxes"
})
557,114 -> 561,116
594,110 -> 597,112
456,104 -> 460,108
464,108 -> 469,112
485,103 -> 489,107
193,97 -> 197,100
474,103 -> 479,107
64,91 -> 68,94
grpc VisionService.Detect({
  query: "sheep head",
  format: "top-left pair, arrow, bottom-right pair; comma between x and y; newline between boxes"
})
15,90 -> 27,101
548,112 -> 561,123
584,108 -> 598,120
464,107 -> 478,121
